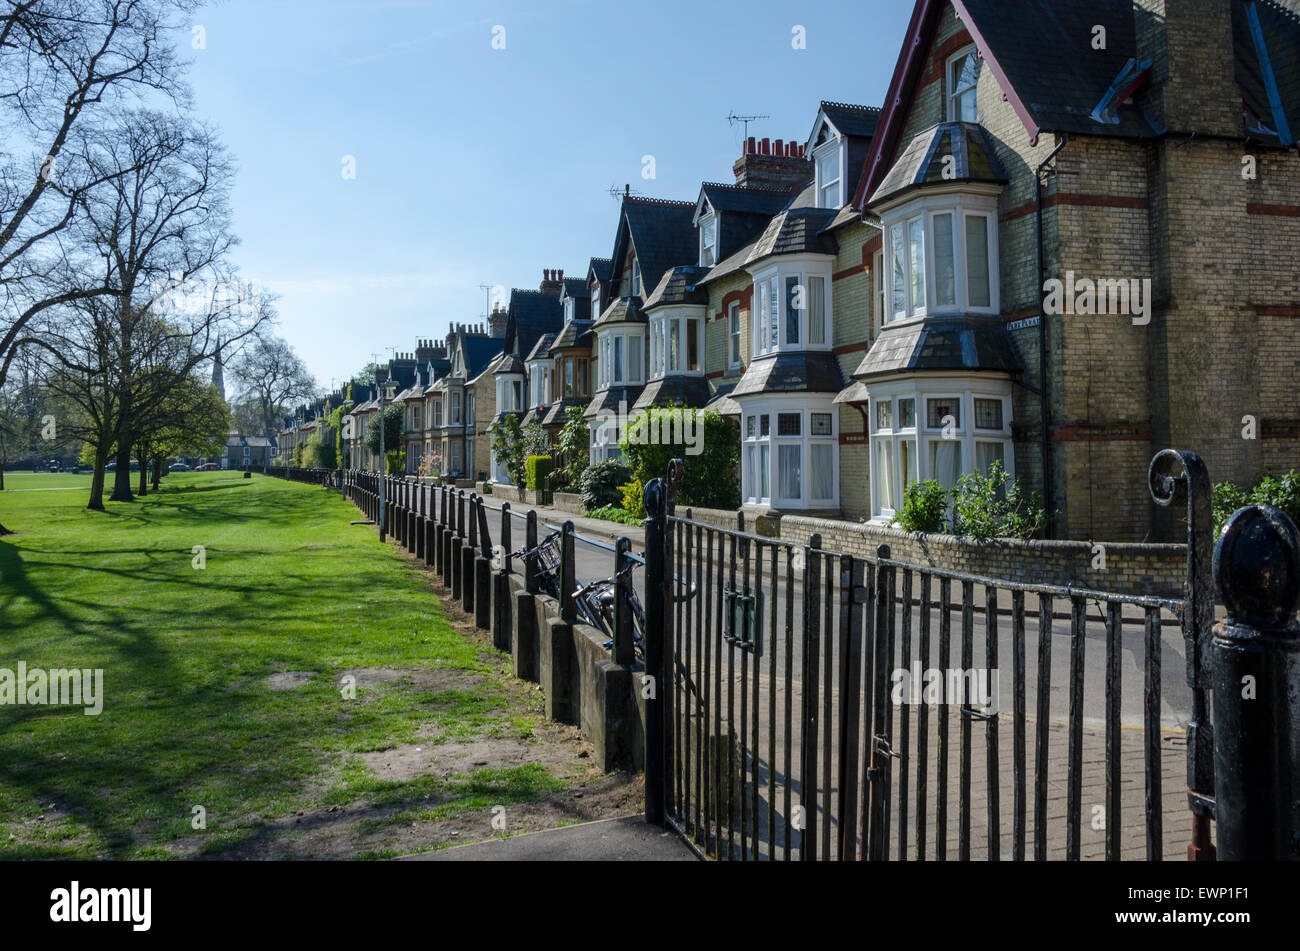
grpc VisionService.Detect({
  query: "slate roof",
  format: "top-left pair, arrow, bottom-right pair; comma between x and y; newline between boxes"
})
851,316 -> 1024,381
632,376 -> 712,411
526,333 -> 556,363
1233,0 -> 1300,146
731,352 -> 845,398
643,265 -> 711,310
542,398 -> 588,427
705,383 -> 742,418
583,385 -> 645,420
749,207 -> 840,259
817,100 -> 883,139
504,289 -> 564,361
611,196 -> 698,298
562,278 -> 590,300
869,122 -> 1008,208
460,335 -> 506,380
698,182 -> 792,217
494,353 -> 525,376
552,319 -> 593,350
858,0 -> 1300,207
228,434 -> 276,448
593,296 -> 645,328
588,257 -> 613,283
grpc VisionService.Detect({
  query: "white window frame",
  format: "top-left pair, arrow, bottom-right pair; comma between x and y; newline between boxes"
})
880,192 -> 1000,323
699,211 -> 718,267
738,399 -> 839,509
728,301 -> 742,369
813,138 -> 844,210
947,45 -> 981,123
747,257 -> 834,356
647,309 -> 705,380
866,379 -> 1014,524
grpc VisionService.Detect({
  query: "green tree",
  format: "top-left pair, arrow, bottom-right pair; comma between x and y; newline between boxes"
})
364,403 -> 403,459
553,407 -> 589,488
490,414 -> 526,487
619,405 -> 740,510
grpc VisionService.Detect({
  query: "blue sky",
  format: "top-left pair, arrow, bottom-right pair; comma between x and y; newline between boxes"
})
184,0 -> 913,388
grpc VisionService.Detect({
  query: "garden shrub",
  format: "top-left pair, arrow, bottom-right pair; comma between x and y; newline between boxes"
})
578,459 -> 632,510
1213,469 -> 1300,534
526,454 -> 553,491
620,477 -> 645,518
950,461 -> 1048,540
619,404 -> 740,509
892,479 -> 947,533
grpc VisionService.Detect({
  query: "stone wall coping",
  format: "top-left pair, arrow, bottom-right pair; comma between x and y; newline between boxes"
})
778,514 -> 1186,555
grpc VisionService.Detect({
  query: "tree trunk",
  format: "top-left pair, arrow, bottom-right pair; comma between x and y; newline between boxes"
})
110,441 -> 133,502
152,457 -> 162,490
88,452 -> 108,511
137,444 -> 148,497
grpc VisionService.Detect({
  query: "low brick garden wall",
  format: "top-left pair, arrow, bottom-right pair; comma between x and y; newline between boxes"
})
777,516 -> 1186,598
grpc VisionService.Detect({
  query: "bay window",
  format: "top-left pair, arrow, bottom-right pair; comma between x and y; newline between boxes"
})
881,193 -> 999,322
867,383 -> 1013,523
749,258 -> 833,356
647,310 -> 705,379
741,402 -> 838,508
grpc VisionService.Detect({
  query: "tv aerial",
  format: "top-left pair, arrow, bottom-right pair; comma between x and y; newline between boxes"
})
727,111 -> 770,141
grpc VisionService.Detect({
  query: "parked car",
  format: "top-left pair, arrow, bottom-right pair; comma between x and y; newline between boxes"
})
195,462 -> 219,471
169,462 -> 190,471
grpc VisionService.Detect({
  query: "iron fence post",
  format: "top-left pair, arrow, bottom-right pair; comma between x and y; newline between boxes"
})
1210,505 -> 1300,860
1149,449 -> 1216,860
644,473 -> 667,826
524,510 -> 539,595
613,536 -> 634,666
559,521 -> 576,622
502,503 -> 512,573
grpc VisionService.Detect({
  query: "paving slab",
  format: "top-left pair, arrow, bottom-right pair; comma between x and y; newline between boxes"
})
402,815 -> 697,862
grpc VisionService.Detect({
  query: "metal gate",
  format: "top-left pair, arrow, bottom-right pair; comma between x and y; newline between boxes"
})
644,449 -> 1217,861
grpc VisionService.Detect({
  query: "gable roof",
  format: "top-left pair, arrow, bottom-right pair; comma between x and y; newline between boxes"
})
587,257 -> 613,283
504,288 -> 564,359
608,196 -> 698,298
813,100 -> 883,141
562,278 -> 590,300
857,0 -> 1300,209
458,334 -> 506,380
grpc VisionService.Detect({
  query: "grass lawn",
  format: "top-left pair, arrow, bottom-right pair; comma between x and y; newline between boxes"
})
0,470 -> 630,859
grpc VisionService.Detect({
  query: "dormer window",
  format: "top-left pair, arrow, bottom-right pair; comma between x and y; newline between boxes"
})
631,259 -> 641,297
592,285 -> 601,319
947,46 -> 981,122
564,298 -> 575,322
699,212 -> 718,266
814,139 -> 842,209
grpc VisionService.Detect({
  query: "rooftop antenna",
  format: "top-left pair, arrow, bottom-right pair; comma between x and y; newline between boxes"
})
727,111 -> 770,142
478,283 -> 493,318
608,183 -> 642,202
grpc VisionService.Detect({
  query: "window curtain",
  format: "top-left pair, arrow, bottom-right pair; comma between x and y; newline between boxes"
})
930,440 -> 961,491
811,443 -> 834,500
876,440 -> 894,512
779,444 -> 801,500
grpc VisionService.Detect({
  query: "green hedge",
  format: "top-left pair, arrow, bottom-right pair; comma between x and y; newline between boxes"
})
525,454 -> 553,491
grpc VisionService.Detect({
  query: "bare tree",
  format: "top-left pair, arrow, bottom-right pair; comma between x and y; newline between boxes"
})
230,330 -> 318,438
0,0 -> 195,389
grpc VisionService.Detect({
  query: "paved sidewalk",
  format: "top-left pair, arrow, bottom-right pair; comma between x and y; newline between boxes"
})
402,816 -> 696,861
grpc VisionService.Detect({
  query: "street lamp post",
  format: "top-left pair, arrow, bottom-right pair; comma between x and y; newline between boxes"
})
378,378 -> 396,542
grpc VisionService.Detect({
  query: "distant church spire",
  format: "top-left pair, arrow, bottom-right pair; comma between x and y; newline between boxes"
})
212,337 -> 226,400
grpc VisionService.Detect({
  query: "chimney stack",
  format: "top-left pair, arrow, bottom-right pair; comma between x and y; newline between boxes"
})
489,302 -> 507,339
540,269 -> 563,297
1133,0 -> 1240,137
734,132 -> 814,190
